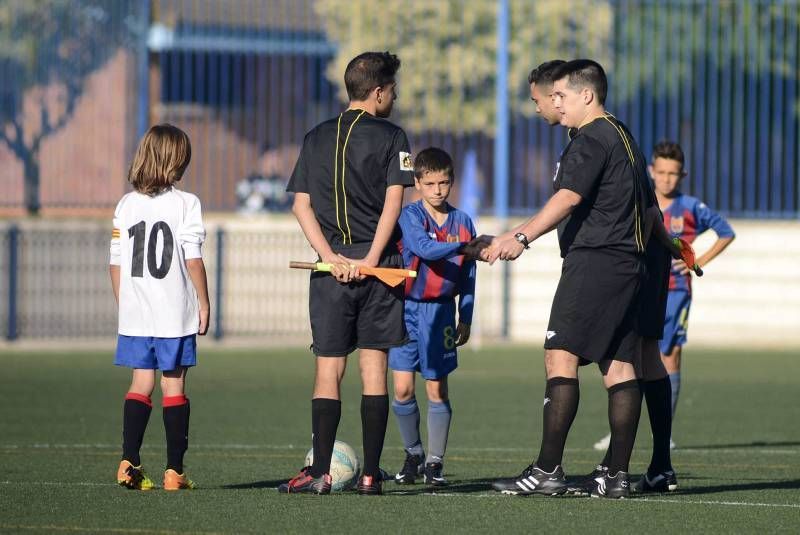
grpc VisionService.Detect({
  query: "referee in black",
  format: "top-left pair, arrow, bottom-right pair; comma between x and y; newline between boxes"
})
279,51 -> 415,495
487,59 -> 655,498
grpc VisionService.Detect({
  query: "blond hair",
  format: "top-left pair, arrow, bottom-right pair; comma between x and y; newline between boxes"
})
127,124 -> 192,196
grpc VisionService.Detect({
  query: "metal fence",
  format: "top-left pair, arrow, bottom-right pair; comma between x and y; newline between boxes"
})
0,0 -> 798,218
0,219 -> 315,340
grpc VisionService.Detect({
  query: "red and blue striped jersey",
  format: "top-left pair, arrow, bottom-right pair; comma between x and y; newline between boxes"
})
662,193 -> 735,293
397,201 -> 477,325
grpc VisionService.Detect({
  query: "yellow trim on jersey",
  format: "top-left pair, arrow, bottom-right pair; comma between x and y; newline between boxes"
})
333,114 -> 347,243
600,113 -> 644,253
111,228 -> 120,239
339,110 -> 366,244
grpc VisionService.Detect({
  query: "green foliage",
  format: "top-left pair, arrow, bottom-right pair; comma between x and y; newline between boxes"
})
314,0 -> 613,135
0,0 -> 138,213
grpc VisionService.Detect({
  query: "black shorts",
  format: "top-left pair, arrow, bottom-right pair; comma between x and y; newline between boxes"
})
636,240 -> 671,339
309,244 -> 407,356
544,248 -> 644,364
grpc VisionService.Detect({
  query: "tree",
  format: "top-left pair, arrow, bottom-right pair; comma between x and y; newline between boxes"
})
314,0 -> 613,135
0,0 -> 140,214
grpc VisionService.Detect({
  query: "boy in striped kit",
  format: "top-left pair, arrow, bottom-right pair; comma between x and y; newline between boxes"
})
651,141 -> 735,441
390,147 -> 480,486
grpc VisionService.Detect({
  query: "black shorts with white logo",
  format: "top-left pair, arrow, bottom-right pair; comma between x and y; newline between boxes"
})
544,248 -> 645,364
308,244 -> 407,357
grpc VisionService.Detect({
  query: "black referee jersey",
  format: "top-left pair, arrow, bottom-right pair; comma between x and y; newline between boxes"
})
287,108 -> 415,249
553,113 -> 655,258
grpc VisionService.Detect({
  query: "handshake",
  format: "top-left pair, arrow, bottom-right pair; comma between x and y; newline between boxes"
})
458,233 -> 528,264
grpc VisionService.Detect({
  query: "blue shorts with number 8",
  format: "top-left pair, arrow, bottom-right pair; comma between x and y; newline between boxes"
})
389,299 -> 458,380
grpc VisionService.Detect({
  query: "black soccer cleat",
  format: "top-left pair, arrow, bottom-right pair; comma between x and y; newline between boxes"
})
423,461 -> 448,487
632,470 -> 678,493
394,452 -> 425,485
566,464 -> 608,495
357,473 -> 383,495
492,464 -> 568,496
277,467 -> 332,495
591,470 -> 630,499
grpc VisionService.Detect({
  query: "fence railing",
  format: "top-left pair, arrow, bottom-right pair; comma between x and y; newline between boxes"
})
1,0 -> 798,217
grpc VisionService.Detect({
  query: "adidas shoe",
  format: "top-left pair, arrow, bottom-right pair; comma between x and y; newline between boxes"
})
357,473 -> 383,495
492,464 -> 568,496
278,467 -> 332,494
394,452 -> 425,485
423,462 -> 448,487
593,433 -> 611,451
116,460 -> 155,490
633,470 -> 678,493
163,469 -> 195,490
566,464 -> 607,495
591,471 -> 630,499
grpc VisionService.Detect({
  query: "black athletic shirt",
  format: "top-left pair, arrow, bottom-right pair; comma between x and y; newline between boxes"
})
553,113 -> 654,257
287,109 -> 415,249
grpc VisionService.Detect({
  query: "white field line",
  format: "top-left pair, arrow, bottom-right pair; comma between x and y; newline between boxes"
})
1,443 -> 798,455
2,481 -> 797,510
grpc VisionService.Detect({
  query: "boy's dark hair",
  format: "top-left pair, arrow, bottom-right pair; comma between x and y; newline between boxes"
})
344,51 -> 401,101
552,59 -> 607,105
652,140 -> 685,167
528,59 -> 566,86
414,147 -> 454,180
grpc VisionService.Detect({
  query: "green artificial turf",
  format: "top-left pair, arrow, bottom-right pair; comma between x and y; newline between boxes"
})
1,346 -> 798,533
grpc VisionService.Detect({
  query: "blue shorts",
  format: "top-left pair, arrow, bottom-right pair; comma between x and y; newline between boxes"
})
389,299 -> 458,380
659,291 -> 691,355
114,335 -> 197,371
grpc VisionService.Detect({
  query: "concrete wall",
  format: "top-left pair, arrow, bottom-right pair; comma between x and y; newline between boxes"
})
0,216 -> 797,349
472,218 -> 800,349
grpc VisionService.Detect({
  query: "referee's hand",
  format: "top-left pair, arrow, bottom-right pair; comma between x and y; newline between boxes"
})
321,253 -> 358,283
485,233 -> 526,264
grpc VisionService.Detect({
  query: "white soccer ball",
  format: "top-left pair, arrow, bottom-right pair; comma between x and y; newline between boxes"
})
304,440 -> 361,491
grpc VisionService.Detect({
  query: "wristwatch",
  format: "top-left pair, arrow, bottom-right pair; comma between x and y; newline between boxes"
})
514,233 -> 530,249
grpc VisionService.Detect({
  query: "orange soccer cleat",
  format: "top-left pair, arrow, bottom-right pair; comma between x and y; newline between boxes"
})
163,469 -> 196,490
117,460 -> 155,490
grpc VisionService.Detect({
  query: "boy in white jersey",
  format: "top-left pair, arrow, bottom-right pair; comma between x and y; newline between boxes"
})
110,124 -> 210,491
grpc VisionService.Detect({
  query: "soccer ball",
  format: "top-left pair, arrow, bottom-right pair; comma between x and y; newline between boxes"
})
304,440 -> 360,491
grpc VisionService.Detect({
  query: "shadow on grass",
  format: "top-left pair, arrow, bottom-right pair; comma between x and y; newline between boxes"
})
221,480 -> 284,489
384,478 -> 493,495
679,441 -> 800,450
675,479 -> 800,495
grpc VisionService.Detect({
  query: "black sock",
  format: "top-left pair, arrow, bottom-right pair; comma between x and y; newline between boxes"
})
599,381 -> 645,469
310,398 -> 341,478
536,377 -> 580,473
607,379 -> 641,474
644,376 -> 673,475
122,394 -> 152,466
601,445 -> 611,469
361,394 -> 389,478
163,396 -> 190,473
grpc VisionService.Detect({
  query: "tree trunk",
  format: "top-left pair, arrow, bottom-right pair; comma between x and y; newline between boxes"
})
23,153 -> 40,216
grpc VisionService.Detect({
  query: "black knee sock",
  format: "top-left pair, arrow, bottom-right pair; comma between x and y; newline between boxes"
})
536,377 -> 580,473
310,398 -> 341,478
163,396 -> 190,473
644,376 -> 673,475
361,394 -> 389,478
601,445 -> 611,469
122,393 -> 152,466
607,380 -> 641,475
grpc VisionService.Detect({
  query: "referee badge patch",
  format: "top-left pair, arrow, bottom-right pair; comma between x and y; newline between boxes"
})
400,152 -> 413,171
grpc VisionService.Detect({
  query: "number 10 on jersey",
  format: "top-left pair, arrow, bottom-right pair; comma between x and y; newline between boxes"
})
128,220 -> 174,279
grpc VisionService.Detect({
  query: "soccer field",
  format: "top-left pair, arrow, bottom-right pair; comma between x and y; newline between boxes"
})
1,346 -> 798,534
